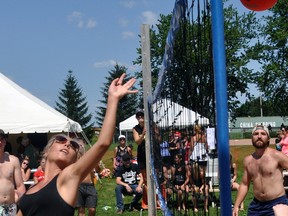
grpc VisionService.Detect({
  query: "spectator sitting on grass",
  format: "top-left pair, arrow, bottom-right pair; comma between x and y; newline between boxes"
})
115,153 -> 143,214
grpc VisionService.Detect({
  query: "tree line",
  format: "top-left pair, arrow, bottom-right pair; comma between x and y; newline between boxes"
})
54,0 -> 287,141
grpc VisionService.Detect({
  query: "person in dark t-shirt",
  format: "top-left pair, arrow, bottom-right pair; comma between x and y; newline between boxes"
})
115,153 -> 143,214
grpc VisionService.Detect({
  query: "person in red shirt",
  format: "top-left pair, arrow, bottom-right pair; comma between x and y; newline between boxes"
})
33,157 -> 45,184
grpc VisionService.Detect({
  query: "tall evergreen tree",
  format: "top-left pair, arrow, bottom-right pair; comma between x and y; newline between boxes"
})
55,70 -> 94,140
95,64 -> 138,130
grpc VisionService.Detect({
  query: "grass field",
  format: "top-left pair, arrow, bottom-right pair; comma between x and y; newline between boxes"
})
75,143 -> 265,216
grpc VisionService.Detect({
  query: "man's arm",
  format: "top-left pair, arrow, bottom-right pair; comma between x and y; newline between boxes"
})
233,160 -> 250,216
116,176 -> 133,193
137,173 -> 144,187
13,156 -> 26,202
116,176 -> 127,187
136,173 -> 144,193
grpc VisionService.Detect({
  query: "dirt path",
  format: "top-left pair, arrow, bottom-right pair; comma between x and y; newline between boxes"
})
229,138 -> 276,146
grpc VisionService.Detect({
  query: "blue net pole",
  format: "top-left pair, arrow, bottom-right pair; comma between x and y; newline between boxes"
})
210,0 -> 232,215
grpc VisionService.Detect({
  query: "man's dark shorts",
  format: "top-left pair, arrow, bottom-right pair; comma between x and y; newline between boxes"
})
76,183 -> 98,208
248,195 -> 288,216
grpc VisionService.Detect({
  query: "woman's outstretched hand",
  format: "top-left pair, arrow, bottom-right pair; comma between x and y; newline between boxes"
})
108,73 -> 138,99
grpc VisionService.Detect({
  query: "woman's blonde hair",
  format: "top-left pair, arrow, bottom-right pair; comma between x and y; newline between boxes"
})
194,124 -> 202,134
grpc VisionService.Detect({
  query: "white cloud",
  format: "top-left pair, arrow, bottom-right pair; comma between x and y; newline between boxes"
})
86,19 -> 97,29
122,31 -> 135,39
93,60 -> 141,72
142,11 -> 159,26
93,60 -> 117,68
121,0 -> 136,8
67,11 -> 97,29
118,18 -> 129,27
128,64 -> 141,72
67,11 -> 82,21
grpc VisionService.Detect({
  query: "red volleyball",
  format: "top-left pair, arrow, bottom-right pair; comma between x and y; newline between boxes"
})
240,0 -> 278,11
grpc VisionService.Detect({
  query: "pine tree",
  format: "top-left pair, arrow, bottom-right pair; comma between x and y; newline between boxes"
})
95,64 -> 138,131
55,70 -> 94,140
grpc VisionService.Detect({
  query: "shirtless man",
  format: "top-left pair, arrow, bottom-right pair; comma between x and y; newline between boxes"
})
232,125 -> 288,216
0,129 -> 26,215
76,139 -> 100,216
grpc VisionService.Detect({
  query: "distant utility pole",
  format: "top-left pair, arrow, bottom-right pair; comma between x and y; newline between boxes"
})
260,94 -> 263,117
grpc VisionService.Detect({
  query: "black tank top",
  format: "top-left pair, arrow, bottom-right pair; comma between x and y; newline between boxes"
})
174,163 -> 186,186
18,174 -> 74,216
116,146 -> 128,160
133,124 -> 146,169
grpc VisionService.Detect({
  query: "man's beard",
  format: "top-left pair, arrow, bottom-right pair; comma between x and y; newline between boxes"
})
252,139 -> 268,149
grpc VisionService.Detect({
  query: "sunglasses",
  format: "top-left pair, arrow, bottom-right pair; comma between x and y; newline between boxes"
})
22,162 -> 29,165
119,138 -> 126,141
55,135 -> 80,151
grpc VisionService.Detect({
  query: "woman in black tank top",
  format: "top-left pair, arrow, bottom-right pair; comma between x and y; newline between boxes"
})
17,74 -> 137,216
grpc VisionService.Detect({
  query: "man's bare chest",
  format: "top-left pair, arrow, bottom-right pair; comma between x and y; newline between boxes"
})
0,163 -> 14,180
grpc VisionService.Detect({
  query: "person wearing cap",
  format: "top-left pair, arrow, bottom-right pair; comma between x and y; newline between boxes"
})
115,153 -> 143,214
17,74 -> 138,216
233,125 -> 288,216
132,109 -> 146,184
113,135 -> 132,176
0,129 -> 26,215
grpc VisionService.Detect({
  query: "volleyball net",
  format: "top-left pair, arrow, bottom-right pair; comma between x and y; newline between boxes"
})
145,0 -> 231,215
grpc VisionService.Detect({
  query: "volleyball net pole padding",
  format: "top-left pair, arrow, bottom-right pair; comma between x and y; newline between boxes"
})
211,0 -> 232,215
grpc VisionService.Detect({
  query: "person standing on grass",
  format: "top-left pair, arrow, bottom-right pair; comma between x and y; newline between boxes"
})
76,139 -> 101,216
232,125 -> 288,216
0,129 -> 26,215
132,109 -> 146,184
113,135 -> 132,176
17,74 -> 137,216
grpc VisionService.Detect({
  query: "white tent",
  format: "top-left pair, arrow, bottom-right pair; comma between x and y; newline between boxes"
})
119,99 -> 209,133
0,72 -> 82,134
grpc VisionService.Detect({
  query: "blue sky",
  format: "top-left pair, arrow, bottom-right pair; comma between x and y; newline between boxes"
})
0,0 -> 268,123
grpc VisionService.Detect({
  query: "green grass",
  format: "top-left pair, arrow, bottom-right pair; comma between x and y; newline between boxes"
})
75,144 -> 261,215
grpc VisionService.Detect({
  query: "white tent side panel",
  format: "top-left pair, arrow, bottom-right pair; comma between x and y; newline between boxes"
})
0,72 -> 82,134
119,115 -> 137,132
119,99 -> 209,133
